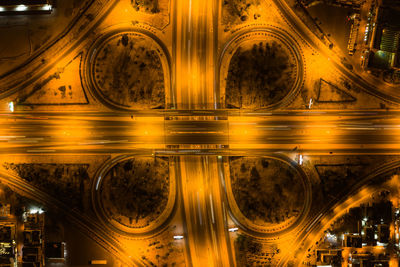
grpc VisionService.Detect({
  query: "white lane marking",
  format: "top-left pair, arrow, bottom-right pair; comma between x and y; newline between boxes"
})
210,194 -> 215,224
197,191 -> 202,225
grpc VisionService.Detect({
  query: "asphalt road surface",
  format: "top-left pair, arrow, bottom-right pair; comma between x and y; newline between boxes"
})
1,110 -> 400,154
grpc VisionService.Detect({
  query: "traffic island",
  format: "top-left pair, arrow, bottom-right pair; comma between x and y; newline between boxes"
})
86,30 -> 170,110
224,156 -> 310,234
94,156 -> 176,235
220,29 -> 303,110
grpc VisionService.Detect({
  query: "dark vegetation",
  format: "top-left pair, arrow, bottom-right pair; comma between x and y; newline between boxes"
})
94,33 -> 165,109
3,163 -> 89,209
102,157 -> 169,226
230,157 -> 304,224
223,0 -> 260,22
226,41 -> 296,109
235,234 -> 262,254
235,234 -> 279,266
131,0 -> 160,13
315,164 -> 366,198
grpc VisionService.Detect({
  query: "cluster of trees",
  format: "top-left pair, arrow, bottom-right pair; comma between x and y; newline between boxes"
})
143,234 -> 184,266
230,157 -> 304,224
226,41 -> 294,109
235,234 -> 262,265
95,35 -> 165,109
3,163 -> 89,209
131,0 -> 160,13
236,234 -> 262,253
223,0 -> 260,22
103,157 -> 169,225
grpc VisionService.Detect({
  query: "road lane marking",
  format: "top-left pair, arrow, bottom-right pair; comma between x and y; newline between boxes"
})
210,194 -> 215,224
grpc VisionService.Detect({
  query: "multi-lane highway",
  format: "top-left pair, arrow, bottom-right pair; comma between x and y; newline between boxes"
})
178,156 -> 234,267
173,0 -> 234,265
2,110 -> 400,154
2,0 -> 400,266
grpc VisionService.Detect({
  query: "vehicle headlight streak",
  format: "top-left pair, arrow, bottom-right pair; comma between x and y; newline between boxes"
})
15,5 -> 28,11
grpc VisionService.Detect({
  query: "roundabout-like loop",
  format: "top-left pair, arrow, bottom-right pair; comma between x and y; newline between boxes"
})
219,27 -> 304,110
92,155 -> 176,236
223,155 -> 311,236
83,28 -> 171,111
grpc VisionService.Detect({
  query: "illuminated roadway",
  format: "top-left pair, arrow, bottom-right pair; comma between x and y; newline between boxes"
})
268,1 -> 400,265
0,169 -> 141,266
280,159 -> 400,266
2,110 -> 400,154
272,0 -> 400,104
174,0 -> 234,265
2,0 -> 400,266
0,0 -> 119,99
4,109 -> 400,266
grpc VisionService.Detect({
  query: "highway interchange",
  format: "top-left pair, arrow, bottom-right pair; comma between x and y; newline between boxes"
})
1,0 -> 400,266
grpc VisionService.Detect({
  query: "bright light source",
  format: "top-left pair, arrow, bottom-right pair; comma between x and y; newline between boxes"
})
28,207 -> 44,214
8,102 -> 14,112
299,154 -> 303,165
0,7 -> 4,12
41,4 -> 52,11
173,235 -> 184,240
15,5 -> 27,11
229,227 -> 238,232
308,98 -> 313,109
217,156 -> 222,159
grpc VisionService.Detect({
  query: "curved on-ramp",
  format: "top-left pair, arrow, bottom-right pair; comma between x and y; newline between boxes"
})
218,26 -> 305,111
219,154 -> 312,239
82,27 -> 173,112
91,154 -> 178,237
